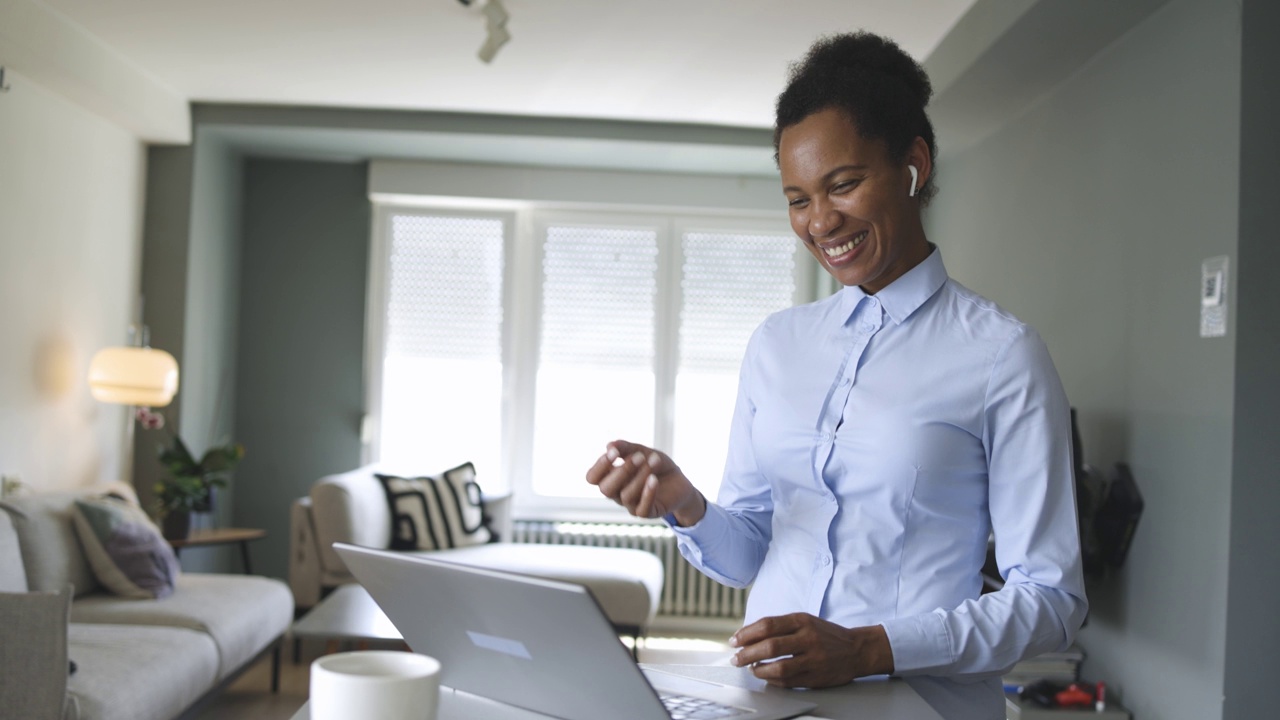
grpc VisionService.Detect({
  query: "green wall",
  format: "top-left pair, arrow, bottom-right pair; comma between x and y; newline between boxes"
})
231,159 -> 370,581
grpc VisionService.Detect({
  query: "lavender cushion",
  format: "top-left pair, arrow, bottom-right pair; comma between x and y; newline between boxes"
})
71,496 -> 180,599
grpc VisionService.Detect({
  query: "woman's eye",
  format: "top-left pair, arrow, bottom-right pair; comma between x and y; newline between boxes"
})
832,180 -> 858,193
788,197 -> 809,208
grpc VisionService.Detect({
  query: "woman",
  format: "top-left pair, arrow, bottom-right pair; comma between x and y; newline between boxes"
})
585,32 -> 1087,720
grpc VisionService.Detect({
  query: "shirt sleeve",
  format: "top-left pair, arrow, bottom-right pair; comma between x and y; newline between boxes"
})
880,325 -> 1089,678
669,327 -> 774,589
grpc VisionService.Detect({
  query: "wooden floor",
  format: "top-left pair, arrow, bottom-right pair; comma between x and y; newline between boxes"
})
195,634 -> 735,720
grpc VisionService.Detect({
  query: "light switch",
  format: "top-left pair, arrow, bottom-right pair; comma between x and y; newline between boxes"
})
1200,256 -> 1229,338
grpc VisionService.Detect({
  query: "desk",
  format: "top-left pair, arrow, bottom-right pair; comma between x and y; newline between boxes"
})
289,663 -> 944,719
167,527 -> 265,574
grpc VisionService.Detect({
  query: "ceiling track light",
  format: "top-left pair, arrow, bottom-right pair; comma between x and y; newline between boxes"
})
457,0 -> 510,63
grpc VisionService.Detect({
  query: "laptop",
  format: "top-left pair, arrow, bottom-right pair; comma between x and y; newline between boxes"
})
334,543 -> 817,720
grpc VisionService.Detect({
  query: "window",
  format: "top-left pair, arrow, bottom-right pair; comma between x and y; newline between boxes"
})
369,205 -> 812,517
369,212 -> 509,476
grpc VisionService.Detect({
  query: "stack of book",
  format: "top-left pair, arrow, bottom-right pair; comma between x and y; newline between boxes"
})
1003,645 -> 1085,692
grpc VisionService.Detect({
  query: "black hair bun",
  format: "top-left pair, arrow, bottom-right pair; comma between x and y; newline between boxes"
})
774,30 -> 940,204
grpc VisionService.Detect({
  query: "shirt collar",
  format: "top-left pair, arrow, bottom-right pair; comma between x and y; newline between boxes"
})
834,245 -> 948,326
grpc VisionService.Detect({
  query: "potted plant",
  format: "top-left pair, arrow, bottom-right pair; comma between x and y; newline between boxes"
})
154,433 -> 245,540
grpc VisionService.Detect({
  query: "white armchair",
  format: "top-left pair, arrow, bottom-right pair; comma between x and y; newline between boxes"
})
289,465 -> 664,639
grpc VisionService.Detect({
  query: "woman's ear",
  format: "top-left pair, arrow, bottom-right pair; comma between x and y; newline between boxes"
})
907,136 -> 932,194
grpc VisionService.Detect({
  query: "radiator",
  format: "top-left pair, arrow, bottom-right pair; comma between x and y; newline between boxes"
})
511,520 -> 747,621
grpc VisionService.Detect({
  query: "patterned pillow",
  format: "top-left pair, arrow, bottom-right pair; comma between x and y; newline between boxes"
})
71,495 -> 180,599
377,462 -> 493,551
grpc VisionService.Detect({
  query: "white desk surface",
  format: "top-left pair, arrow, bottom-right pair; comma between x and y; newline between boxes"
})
290,663 -> 945,720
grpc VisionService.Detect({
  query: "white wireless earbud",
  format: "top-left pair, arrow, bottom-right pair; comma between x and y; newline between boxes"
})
908,165 -> 920,197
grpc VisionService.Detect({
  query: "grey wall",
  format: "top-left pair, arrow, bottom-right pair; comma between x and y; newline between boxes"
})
174,135 -> 245,571
232,159 -> 370,581
137,136 -> 245,572
136,146 -> 194,516
924,0 -> 1241,717
1223,1 -> 1280,717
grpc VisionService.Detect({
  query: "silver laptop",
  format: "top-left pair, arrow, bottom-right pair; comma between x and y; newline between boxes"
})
334,543 -> 817,720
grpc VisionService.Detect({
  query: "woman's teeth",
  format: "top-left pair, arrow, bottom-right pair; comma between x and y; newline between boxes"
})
824,233 -> 866,257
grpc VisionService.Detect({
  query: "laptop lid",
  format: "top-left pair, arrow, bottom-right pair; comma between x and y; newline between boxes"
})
334,543 -> 815,720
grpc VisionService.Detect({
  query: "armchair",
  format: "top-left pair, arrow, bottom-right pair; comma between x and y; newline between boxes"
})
289,465 -> 664,640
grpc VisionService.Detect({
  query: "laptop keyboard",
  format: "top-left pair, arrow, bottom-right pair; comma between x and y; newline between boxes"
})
659,692 -> 752,719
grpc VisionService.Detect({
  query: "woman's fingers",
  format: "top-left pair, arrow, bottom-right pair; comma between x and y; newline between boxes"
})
596,451 -> 648,504
634,475 -> 660,518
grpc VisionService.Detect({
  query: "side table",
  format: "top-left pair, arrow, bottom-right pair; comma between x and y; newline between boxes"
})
168,527 -> 266,574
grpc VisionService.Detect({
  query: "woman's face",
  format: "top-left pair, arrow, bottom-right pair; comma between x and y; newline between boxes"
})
779,108 -> 930,293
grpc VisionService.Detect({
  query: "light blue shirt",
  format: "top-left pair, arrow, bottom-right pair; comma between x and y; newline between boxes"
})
671,248 -> 1088,719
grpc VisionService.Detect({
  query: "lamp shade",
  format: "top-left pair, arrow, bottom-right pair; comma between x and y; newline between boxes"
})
88,347 -> 179,407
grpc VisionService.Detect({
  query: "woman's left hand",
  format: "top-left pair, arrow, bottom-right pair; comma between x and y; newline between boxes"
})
728,613 -> 895,688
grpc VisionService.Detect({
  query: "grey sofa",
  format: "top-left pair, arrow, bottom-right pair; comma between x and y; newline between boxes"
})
289,464 -> 665,639
0,488 -> 294,720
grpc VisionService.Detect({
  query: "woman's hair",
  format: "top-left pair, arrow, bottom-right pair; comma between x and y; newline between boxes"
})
774,32 -> 939,204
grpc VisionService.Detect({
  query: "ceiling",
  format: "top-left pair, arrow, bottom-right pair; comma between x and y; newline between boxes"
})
37,0 -> 979,130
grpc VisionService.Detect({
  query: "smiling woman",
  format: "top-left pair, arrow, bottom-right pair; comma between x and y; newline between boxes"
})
584,31 -> 1088,720
774,32 -> 938,293
778,108 -> 932,292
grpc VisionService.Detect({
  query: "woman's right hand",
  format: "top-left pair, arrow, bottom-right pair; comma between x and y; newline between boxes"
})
585,440 -> 707,527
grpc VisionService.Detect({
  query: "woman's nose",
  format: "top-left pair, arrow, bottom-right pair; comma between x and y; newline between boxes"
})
808,198 -> 841,238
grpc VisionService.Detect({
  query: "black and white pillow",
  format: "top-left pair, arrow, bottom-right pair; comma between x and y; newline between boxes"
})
377,463 -> 494,551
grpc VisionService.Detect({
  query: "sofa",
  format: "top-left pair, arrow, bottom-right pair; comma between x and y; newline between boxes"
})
289,464 -> 665,639
0,486 -> 294,720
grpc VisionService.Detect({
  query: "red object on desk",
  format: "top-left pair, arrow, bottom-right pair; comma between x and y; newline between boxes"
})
1055,683 -> 1095,708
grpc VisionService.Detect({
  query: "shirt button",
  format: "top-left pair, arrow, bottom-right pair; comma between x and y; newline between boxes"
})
819,432 -> 831,442
821,555 -> 832,567
839,376 -> 850,387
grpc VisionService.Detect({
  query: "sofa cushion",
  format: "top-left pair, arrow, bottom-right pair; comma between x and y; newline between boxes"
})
65,623 -> 219,720
69,573 -> 293,679
0,509 -> 28,592
71,496 -> 180,599
377,462 -> 493,551
0,493 -> 100,596
0,586 -> 72,720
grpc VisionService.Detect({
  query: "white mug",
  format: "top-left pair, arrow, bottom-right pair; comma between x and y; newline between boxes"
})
310,650 -> 441,720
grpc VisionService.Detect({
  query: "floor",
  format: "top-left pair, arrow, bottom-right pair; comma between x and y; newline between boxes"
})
195,633 -> 735,720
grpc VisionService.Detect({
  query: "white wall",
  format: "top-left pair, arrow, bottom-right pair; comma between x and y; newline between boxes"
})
926,0 -> 1240,717
0,67 -> 146,491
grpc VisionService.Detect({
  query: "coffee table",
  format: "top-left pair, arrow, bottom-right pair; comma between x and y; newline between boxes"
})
291,583 -> 406,660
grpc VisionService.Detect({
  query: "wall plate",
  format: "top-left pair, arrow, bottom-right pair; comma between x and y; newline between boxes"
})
1200,255 -> 1229,338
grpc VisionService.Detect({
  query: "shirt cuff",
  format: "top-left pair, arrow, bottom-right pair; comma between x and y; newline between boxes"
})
880,611 -> 953,675
666,503 -> 733,567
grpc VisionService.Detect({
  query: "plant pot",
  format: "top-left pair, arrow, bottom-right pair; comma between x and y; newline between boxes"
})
162,511 -> 192,541
192,486 -> 215,514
